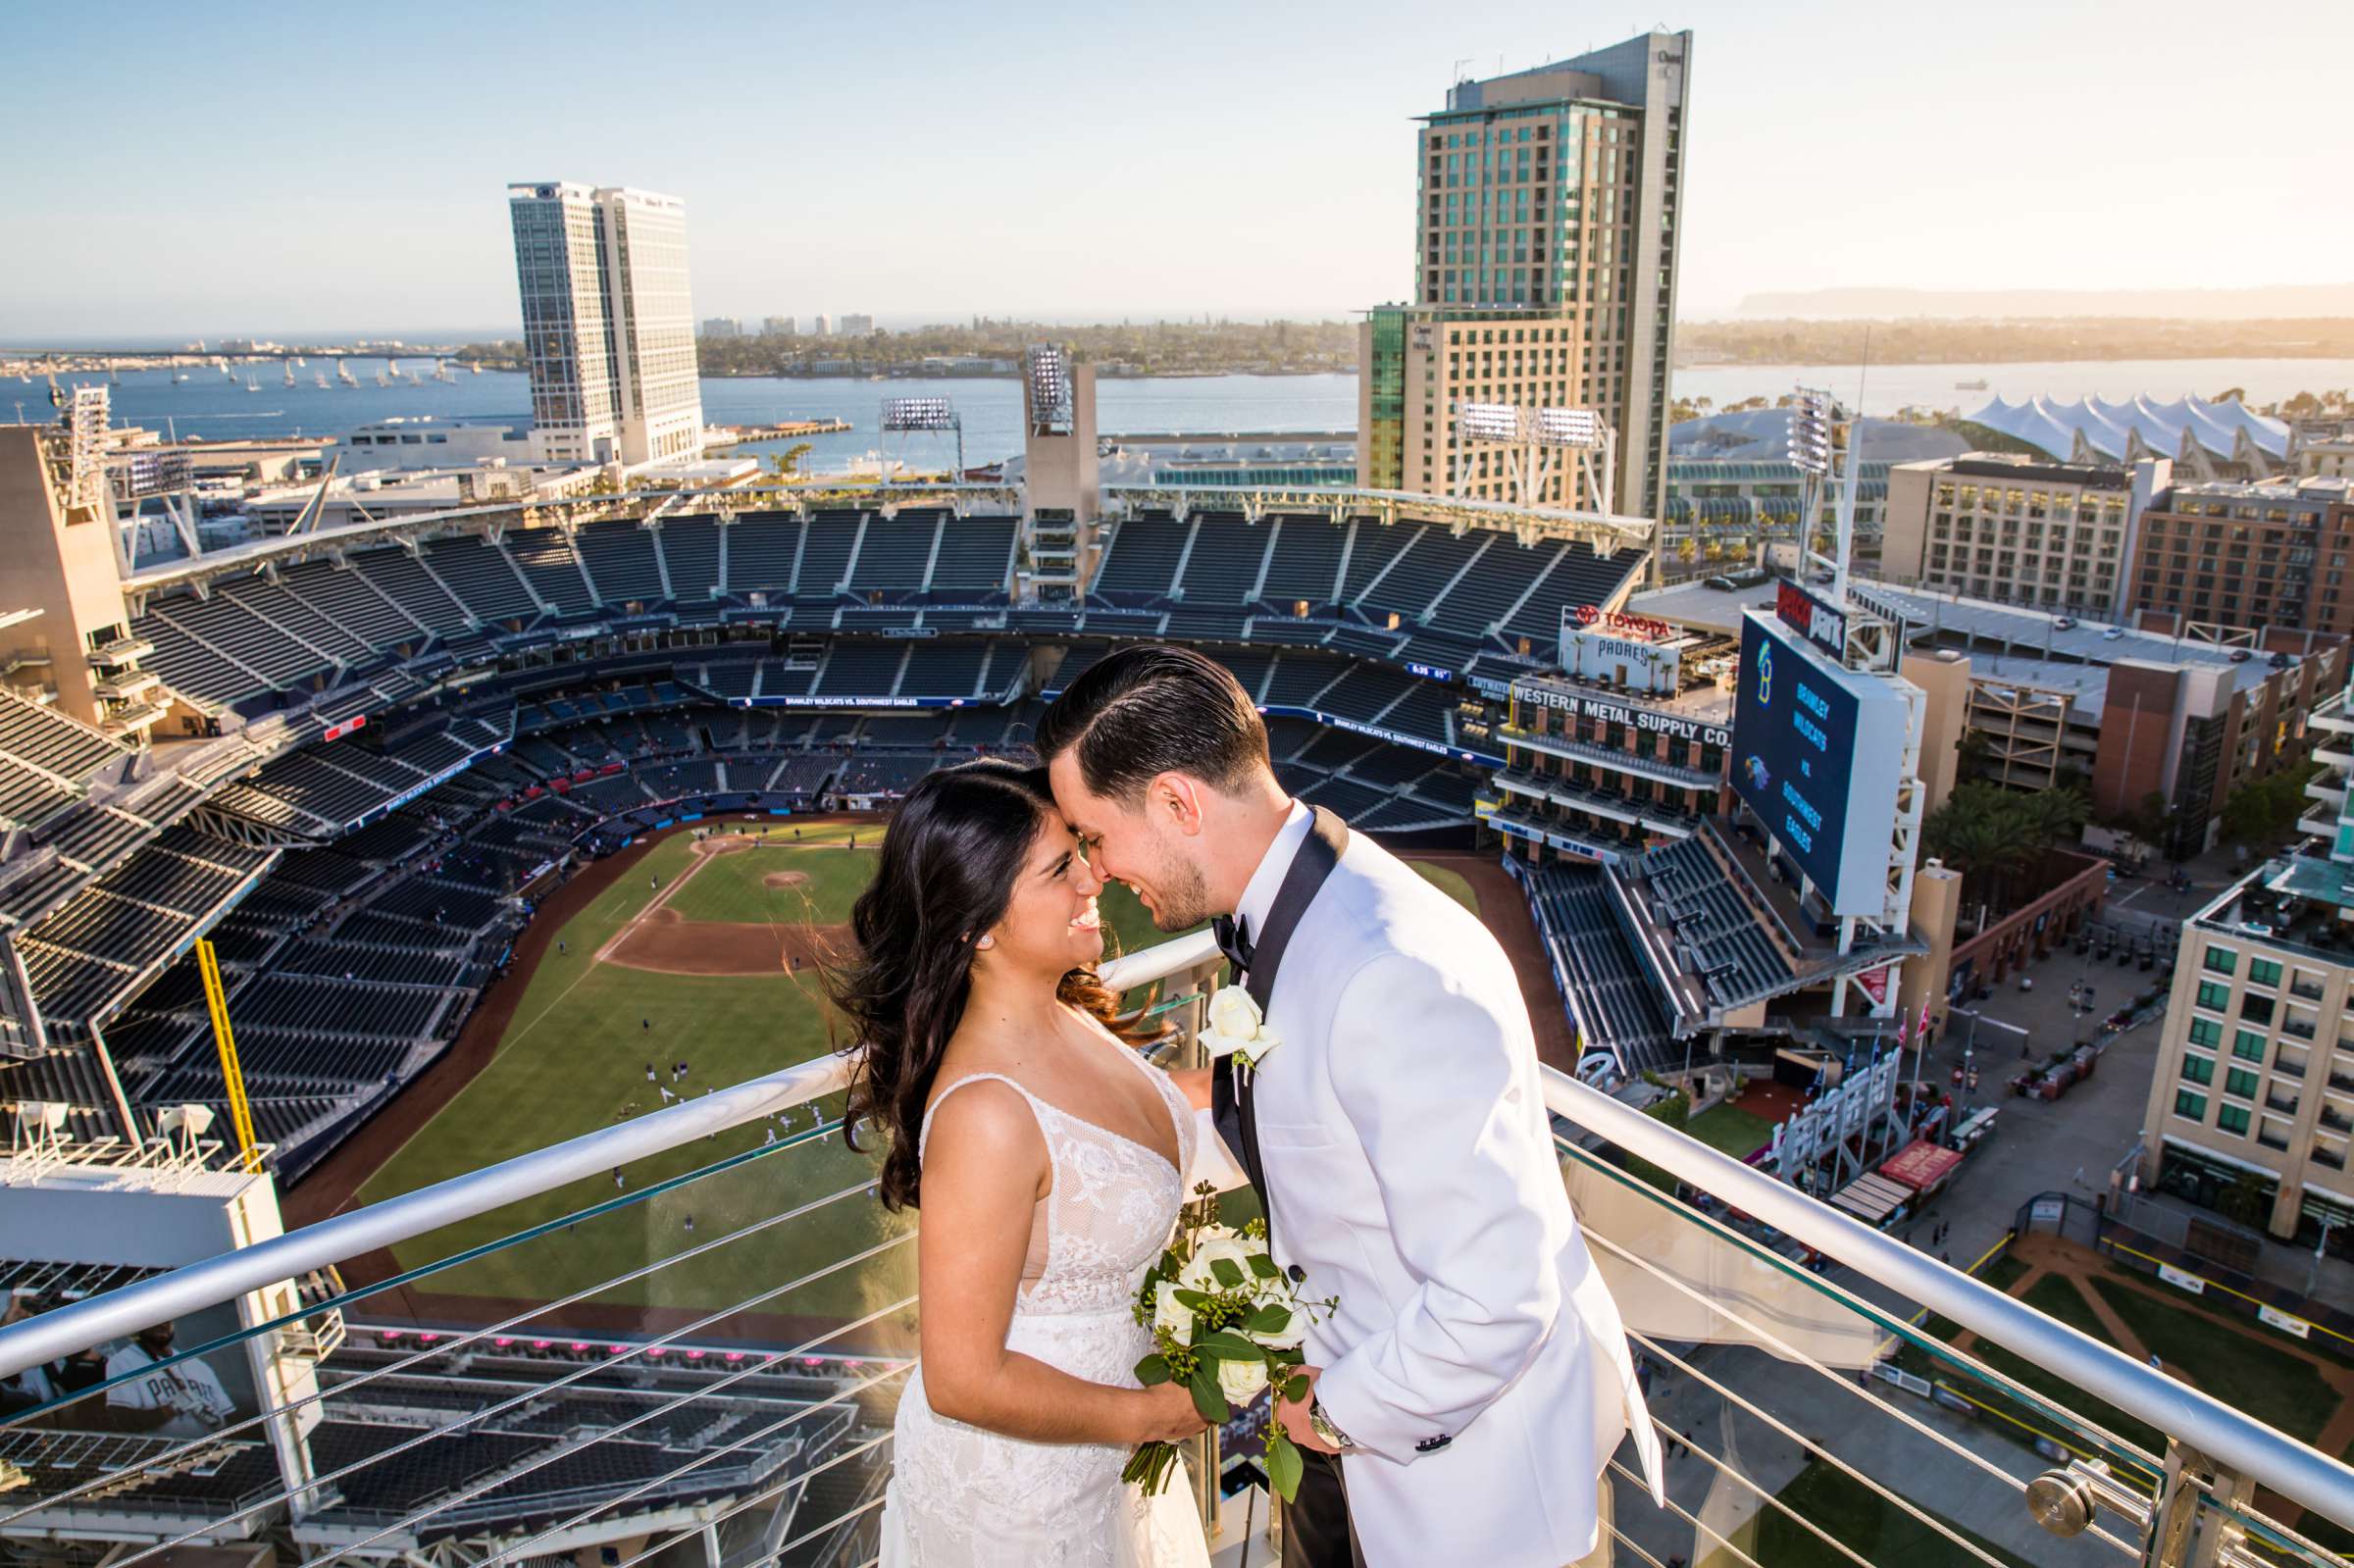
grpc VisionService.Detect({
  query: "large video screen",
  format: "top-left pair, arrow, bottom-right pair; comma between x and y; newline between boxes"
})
1730,612 -> 1908,917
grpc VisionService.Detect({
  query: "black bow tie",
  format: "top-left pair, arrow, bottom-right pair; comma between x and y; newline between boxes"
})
1211,913 -> 1255,975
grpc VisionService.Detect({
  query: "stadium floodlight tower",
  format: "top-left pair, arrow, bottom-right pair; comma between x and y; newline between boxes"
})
880,395 -> 963,479
1019,344 -> 1099,600
1025,344 -> 1074,436
1788,385 -> 1857,603
1450,400 -> 1616,513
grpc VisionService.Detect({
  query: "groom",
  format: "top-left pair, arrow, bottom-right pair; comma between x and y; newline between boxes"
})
1039,646 -> 1660,1568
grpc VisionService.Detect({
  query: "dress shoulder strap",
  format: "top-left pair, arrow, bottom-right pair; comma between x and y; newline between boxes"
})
917,1072 -> 1047,1161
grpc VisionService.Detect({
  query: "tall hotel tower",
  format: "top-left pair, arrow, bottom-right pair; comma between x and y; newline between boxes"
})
507,181 -> 704,467
1357,30 -> 1691,518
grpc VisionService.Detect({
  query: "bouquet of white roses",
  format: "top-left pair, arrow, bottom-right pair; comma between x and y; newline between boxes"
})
1123,1180 -> 1335,1505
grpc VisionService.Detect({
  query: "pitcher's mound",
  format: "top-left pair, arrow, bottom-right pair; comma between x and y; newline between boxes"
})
606,908 -> 846,976
763,870 -> 810,888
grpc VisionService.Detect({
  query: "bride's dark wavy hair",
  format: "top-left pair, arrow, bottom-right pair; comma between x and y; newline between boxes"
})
825,757 -> 1143,1211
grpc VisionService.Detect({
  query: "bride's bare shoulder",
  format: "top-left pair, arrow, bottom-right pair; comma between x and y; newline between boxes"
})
922,1074 -> 1042,1157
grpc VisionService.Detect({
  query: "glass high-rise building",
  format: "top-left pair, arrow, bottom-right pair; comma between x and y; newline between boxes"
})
1357,30 -> 1690,519
507,181 -> 704,467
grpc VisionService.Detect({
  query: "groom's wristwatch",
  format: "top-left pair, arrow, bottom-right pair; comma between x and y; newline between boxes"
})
1307,1396 -> 1356,1451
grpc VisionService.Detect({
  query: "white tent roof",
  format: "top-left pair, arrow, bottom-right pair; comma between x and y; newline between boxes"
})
1965,393 -> 2289,465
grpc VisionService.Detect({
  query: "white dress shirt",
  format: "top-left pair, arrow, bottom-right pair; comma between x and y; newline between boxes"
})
1233,798 -> 1313,947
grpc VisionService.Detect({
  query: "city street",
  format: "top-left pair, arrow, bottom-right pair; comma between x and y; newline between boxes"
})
1902,844 -> 2354,1302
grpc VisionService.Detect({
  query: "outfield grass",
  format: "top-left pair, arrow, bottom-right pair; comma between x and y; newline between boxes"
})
2089,1276 -> 2338,1444
1683,1102 -> 1777,1159
1750,1459 -> 2036,1568
1410,861 -> 1479,915
1977,1252 -> 2029,1293
354,832 -> 904,1316
2021,1272 -> 2111,1341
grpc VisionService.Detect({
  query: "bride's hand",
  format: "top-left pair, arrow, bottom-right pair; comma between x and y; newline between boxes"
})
1128,1379 -> 1213,1444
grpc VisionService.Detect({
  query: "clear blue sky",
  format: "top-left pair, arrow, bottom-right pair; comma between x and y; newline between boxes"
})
3,0 -> 2349,339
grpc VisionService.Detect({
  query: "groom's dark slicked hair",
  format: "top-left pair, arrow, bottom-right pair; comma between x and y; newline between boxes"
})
1036,644 -> 1272,803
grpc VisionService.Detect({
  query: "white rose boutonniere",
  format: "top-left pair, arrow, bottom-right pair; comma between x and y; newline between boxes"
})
1200,986 -> 1282,1085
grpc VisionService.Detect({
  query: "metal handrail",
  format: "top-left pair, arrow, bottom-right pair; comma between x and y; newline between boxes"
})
0,931 -> 1215,1381
5,921 -> 2352,1527
1540,1071 -> 2354,1525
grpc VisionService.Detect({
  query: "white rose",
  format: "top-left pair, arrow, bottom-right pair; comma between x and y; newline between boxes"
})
1206,986 -> 1262,1042
1178,1234 -> 1259,1295
1216,1355 -> 1270,1406
1246,1297 -> 1309,1352
1152,1279 -> 1194,1340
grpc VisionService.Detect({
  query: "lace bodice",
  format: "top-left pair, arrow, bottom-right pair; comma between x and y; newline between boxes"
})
887,1043 -> 1208,1567
918,1044 -> 1197,1317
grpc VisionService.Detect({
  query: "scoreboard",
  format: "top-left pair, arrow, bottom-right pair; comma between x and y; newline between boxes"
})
1730,611 -> 1909,917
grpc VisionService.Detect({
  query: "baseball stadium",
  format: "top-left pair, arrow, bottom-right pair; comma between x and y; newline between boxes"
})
1,375 -> 2348,1568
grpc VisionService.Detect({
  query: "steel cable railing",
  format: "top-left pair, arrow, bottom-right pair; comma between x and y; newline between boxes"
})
0,1124 -> 877,1529
1537,1068 -> 2354,1531
5,922 -> 2353,1557
1559,1140 -> 2151,1556
0,931 -> 1217,1386
21,1201 -> 908,1563
1573,1215 -> 2128,1566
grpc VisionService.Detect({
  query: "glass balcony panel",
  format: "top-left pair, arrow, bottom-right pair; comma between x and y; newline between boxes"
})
0,1117 -> 917,1566
1557,1135 -> 2165,1568
5,935 -> 2352,1565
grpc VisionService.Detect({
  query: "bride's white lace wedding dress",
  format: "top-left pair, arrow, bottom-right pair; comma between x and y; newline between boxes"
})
878,1048 -> 1211,1567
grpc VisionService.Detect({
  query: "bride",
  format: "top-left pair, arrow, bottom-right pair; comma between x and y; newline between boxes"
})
826,759 -> 1216,1566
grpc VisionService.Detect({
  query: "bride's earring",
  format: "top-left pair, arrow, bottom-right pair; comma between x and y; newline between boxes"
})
975,935 -> 996,950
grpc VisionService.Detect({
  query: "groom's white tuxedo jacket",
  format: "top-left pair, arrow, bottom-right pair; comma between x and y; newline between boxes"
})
1205,805 -> 1663,1567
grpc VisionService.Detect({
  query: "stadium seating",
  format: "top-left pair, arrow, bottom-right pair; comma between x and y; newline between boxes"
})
847,512 -> 940,593
1638,835 -> 1798,1009
1337,520 -> 1413,603
1257,516 -> 1350,606
576,519 -> 666,603
1502,545 -> 1647,647
657,517 -> 723,603
277,557 -> 429,648
815,644 -> 907,696
1522,860 -> 1677,1073
927,517 -> 1018,596
505,530 -> 595,615
1423,538 -> 1558,637
1308,664 -> 1411,724
1092,513 -> 1190,600
1171,513 -> 1272,603
896,643 -> 988,699
423,536 -> 540,623
794,512 -> 862,596
1359,528 -> 1486,623
723,513 -> 800,593
0,688 -> 134,831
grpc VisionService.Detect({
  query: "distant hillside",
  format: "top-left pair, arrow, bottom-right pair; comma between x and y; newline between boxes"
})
1726,283 -> 2354,323
1678,317 -> 2354,366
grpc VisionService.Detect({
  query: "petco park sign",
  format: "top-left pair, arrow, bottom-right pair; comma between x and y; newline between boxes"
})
1775,581 -> 1848,659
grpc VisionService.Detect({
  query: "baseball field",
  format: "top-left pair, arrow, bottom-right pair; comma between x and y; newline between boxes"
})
318,818 -> 1510,1339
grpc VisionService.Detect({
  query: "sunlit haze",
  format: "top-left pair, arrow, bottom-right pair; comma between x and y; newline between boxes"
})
4,0 -> 2352,338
